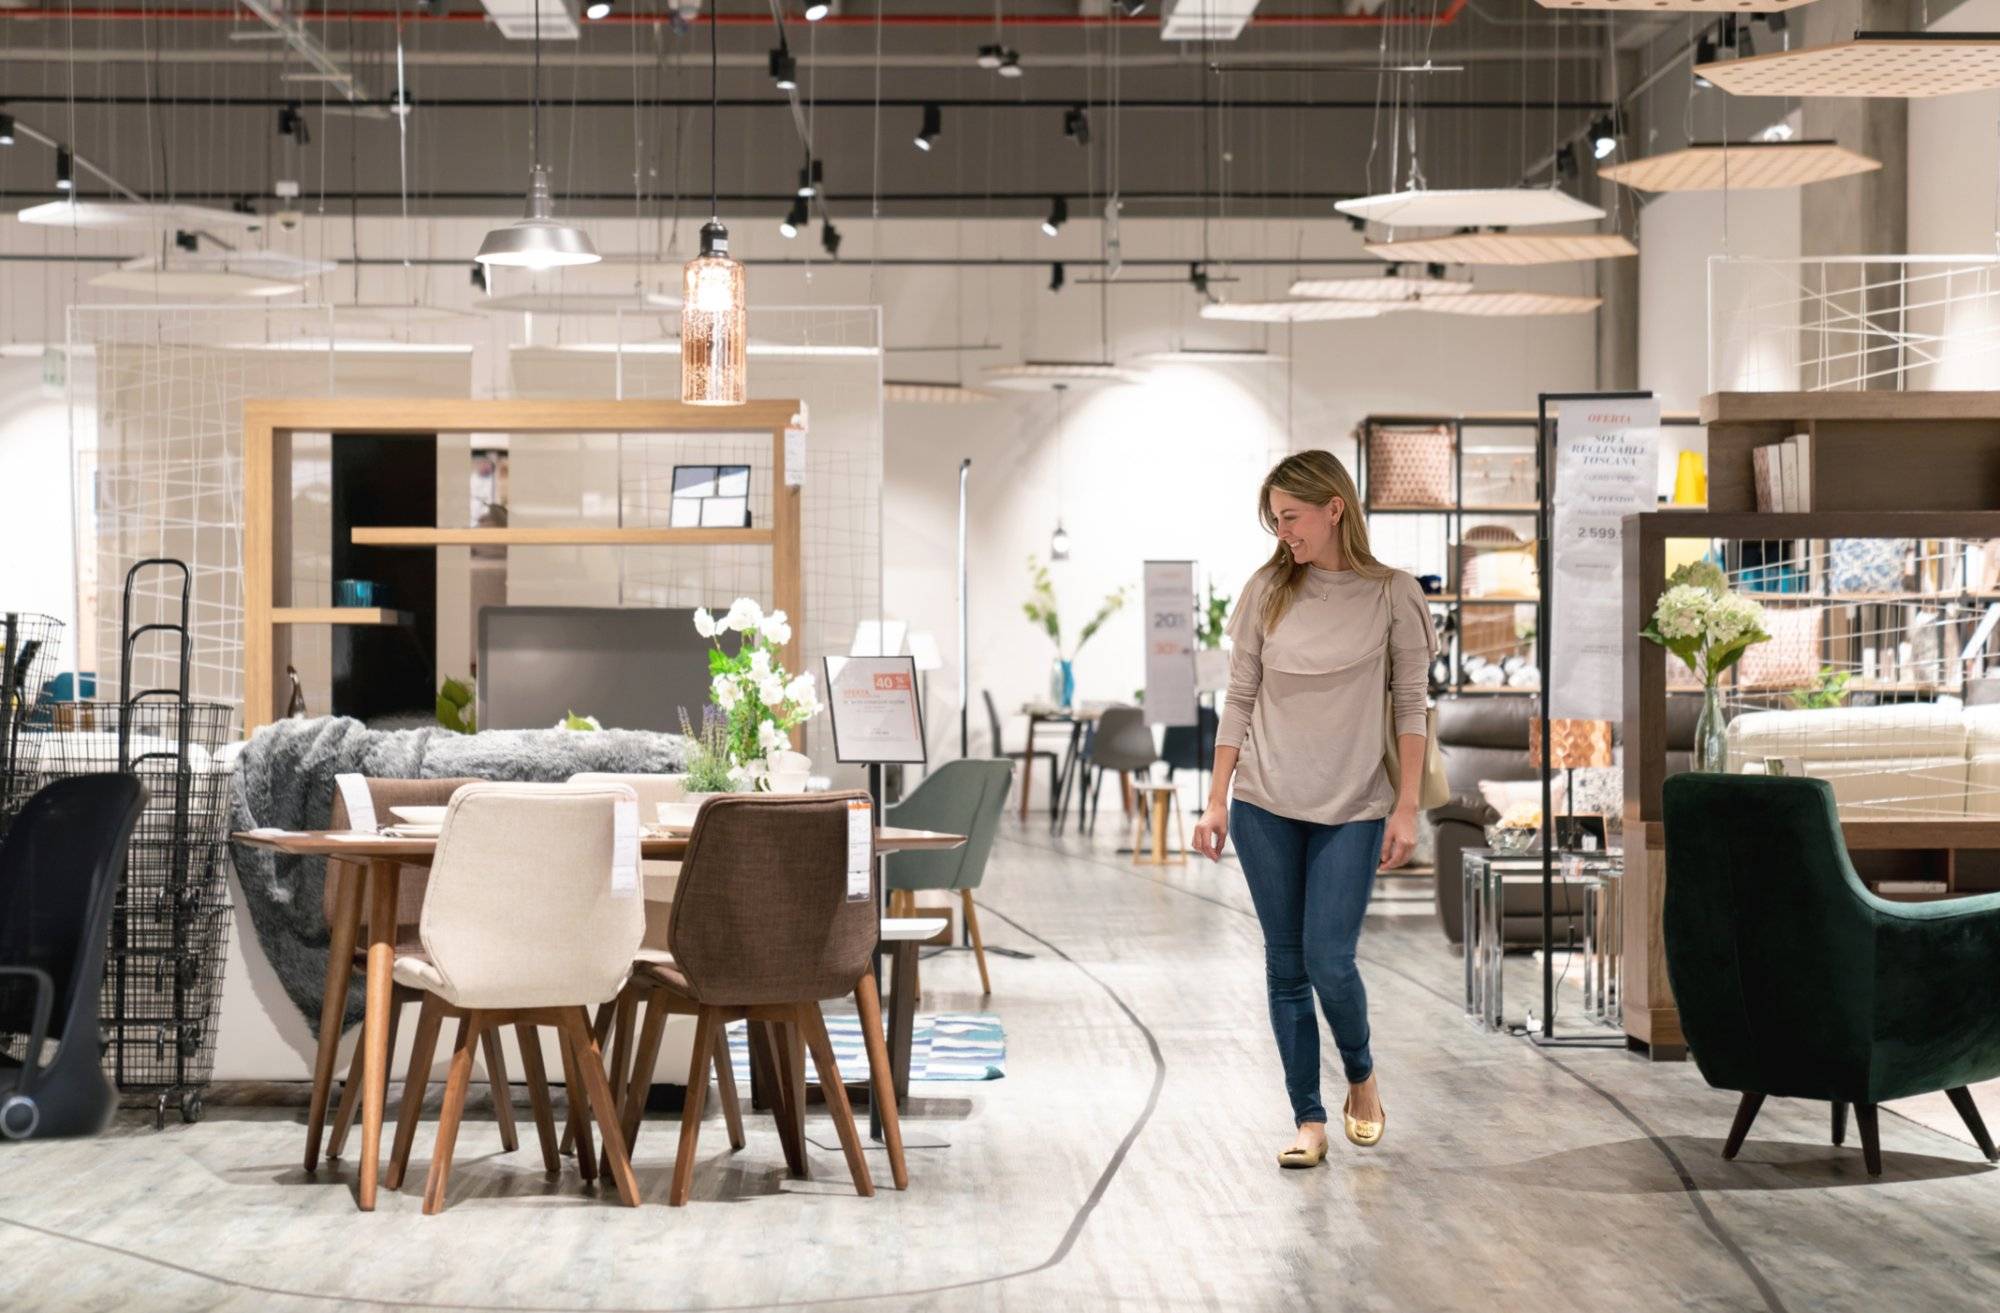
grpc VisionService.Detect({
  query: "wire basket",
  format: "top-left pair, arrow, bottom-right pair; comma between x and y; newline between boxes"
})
11,700 -> 237,1124
1,611 -> 67,837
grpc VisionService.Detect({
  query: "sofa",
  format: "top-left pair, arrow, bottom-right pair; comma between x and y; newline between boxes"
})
1724,701 -> 2000,817
1430,694 -> 1701,947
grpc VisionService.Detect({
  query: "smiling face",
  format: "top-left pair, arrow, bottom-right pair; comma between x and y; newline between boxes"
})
1267,487 -> 1344,566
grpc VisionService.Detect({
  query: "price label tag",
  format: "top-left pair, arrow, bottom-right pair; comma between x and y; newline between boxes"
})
334,773 -> 377,833
611,795 -> 640,896
846,799 -> 873,903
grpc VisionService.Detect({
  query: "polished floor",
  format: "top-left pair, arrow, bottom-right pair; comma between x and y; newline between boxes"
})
4,818 -> 1999,1312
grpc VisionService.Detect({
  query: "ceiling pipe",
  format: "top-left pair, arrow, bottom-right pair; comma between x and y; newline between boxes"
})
0,1 -> 1466,27
0,93 -> 1607,111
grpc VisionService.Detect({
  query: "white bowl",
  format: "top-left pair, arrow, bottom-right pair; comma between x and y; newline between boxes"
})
766,772 -> 811,795
656,801 -> 702,829
390,805 -> 449,826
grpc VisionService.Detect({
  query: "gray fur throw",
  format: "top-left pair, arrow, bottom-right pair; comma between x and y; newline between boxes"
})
227,715 -> 686,1035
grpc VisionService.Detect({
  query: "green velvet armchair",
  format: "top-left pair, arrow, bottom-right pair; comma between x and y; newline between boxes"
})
884,760 -> 1014,996
1664,772 -> 2000,1175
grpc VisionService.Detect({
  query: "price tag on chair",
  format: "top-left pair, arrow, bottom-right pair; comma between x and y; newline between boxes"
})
611,796 -> 640,896
334,773 -> 377,833
847,799 -> 873,903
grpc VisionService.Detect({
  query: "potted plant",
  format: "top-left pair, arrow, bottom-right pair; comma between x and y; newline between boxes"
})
1639,561 -> 1771,772
694,596 -> 824,787
1022,555 -> 1128,708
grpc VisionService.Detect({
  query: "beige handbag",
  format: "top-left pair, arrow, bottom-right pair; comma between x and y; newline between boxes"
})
1382,693 -> 1451,810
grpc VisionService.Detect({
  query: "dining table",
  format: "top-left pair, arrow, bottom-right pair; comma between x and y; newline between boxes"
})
234,823 -> 967,1211
1019,702 -> 1105,832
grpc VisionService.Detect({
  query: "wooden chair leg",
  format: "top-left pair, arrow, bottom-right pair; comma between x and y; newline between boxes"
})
749,1020 -> 806,1176
961,889 -> 993,997
669,1007 -> 719,1207
386,994 -> 446,1191
561,1008 -> 641,1208
854,971 -> 907,1190
561,999 -> 615,1157
800,1002 -> 873,1198
305,865 -> 362,1172
618,992 -> 670,1161
1722,1091 -> 1765,1160
1946,1087 -> 1999,1162
514,1023 -> 561,1174
480,1027 -> 519,1153
330,983 -> 409,1160
557,1022 -> 598,1184
1831,1100 -> 1848,1148
712,1024 -> 746,1152
421,1013 -> 481,1215
1855,1102 -> 1883,1176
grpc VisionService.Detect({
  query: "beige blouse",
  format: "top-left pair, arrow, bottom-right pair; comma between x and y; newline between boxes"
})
1217,564 -> 1435,826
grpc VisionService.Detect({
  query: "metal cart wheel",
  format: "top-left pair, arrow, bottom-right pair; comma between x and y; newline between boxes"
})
153,1089 -> 170,1131
179,1089 -> 203,1124
0,1093 -> 39,1141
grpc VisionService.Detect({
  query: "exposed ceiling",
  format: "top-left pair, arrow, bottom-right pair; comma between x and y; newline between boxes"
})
0,1 -> 1666,222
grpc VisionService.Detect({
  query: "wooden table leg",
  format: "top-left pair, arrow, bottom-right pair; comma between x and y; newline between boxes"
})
1018,719 -> 1037,821
357,858 -> 401,1212
888,941 -> 918,1105
304,860 -> 362,1172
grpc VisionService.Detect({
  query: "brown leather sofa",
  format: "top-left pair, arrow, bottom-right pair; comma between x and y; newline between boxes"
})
1430,694 -> 1699,947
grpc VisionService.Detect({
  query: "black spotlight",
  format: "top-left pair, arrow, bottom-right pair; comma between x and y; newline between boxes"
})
1063,105 -> 1090,147
1040,195 -> 1067,238
1426,262 -> 1447,280
914,103 -> 942,152
1189,262 -> 1209,297
1590,113 -> 1618,161
780,196 -> 808,239
470,261 -> 488,292
278,102 -> 309,145
1049,262 -> 1065,293
174,230 -> 199,253
769,43 -> 798,92
54,145 -> 73,192
822,221 -> 842,258
998,48 -> 1023,79
1344,212 -> 1366,234
976,43 -> 1003,70
796,159 -> 823,197
1555,143 -> 1578,181
0,113 -> 14,147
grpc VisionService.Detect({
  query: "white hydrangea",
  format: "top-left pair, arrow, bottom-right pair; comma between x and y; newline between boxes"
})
757,673 -> 789,709
693,607 -> 717,639
711,673 -> 741,711
783,673 -> 819,714
1705,592 -> 1765,647
1653,585 -> 1713,642
722,597 -> 764,634
748,647 -> 773,680
760,609 -> 793,646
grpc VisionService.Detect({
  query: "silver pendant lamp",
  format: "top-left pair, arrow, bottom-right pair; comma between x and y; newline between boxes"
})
476,0 -> 600,272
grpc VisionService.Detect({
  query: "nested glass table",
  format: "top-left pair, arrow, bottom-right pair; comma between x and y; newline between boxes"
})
1462,847 -> 1625,1034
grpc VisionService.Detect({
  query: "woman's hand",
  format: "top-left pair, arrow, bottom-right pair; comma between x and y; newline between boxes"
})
1381,804 -> 1417,870
1192,803 -> 1229,862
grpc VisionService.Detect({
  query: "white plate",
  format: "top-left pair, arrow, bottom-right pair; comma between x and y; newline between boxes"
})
391,805 -> 449,825
383,823 -> 443,838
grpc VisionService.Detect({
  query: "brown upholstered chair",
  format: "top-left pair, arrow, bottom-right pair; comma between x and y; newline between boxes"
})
315,777 -> 549,1163
617,792 -> 906,1205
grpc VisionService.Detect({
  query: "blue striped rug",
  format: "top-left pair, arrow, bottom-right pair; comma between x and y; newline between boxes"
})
724,1011 -> 1005,1084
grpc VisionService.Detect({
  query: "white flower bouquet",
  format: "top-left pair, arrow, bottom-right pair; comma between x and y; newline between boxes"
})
1639,561 -> 1771,687
693,597 -> 822,785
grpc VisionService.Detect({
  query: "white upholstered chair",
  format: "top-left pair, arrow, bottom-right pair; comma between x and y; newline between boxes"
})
384,782 -> 646,1214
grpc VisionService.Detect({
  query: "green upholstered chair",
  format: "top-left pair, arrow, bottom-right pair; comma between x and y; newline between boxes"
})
1664,772 -> 2000,1176
883,759 -> 1014,996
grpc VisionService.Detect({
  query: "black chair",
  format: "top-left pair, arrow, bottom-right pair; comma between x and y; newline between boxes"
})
0,774 -> 147,1140
983,690 -> 1060,817
1160,705 -> 1220,780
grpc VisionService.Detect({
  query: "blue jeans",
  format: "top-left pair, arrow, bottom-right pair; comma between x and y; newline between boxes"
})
1231,799 -> 1382,1125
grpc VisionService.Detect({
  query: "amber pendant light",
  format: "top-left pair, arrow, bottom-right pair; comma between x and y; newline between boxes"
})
682,3 -> 747,405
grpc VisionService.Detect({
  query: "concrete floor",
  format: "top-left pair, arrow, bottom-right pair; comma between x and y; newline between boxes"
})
3,820 -> 1999,1312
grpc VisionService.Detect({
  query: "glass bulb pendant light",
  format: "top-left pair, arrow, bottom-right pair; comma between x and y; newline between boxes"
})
475,0 -> 599,272
682,2 -> 747,404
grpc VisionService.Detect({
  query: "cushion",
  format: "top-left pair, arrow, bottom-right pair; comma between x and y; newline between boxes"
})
1479,777 -> 1566,816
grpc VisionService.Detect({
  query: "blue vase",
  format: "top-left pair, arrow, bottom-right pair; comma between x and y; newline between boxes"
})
1060,659 -> 1075,709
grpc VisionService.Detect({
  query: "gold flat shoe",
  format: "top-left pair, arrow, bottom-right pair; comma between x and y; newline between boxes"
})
1277,1140 -> 1327,1170
1343,1094 -> 1385,1148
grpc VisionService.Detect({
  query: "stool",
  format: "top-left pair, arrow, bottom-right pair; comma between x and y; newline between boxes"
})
1130,784 -> 1187,866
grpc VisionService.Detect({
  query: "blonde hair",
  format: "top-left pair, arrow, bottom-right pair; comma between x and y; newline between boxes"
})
1256,449 -> 1389,633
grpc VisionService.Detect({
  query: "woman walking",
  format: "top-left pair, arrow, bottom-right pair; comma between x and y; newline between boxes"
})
1191,450 -> 1434,1169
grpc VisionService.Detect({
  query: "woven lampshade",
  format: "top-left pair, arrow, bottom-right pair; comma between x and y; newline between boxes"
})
1530,718 -> 1614,771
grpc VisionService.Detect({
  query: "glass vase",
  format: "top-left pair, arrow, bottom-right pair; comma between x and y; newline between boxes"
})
1060,659 -> 1076,709
1049,658 -> 1075,709
1695,682 -> 1729,773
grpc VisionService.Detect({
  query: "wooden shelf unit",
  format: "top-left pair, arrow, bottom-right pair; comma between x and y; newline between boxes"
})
1360,410 -> 1701,696
1703,391 -> 2000,514
242,397 -> 806,732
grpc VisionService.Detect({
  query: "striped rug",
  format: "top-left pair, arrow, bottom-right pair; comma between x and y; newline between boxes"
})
724,1011 -> 1006,1084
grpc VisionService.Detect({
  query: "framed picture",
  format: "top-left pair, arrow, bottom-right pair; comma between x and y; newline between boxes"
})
670,464 -> 753,529
1556,814 -> 1608,853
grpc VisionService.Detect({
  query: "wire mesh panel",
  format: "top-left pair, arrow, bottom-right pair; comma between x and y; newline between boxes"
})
0,611 -> 67,836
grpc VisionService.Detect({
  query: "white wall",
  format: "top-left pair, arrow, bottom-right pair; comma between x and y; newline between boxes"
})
0,355 -> 90,668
